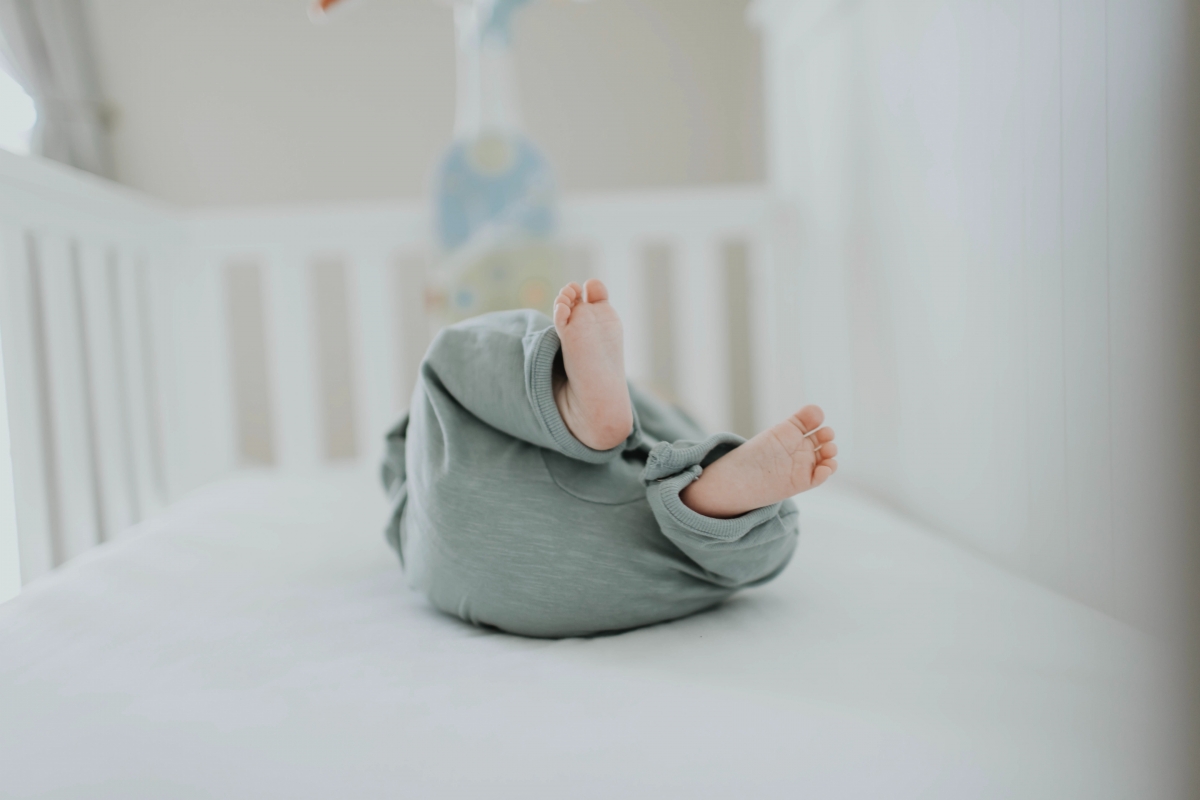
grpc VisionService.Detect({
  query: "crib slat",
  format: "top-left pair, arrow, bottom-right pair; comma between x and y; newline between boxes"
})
597,239 -> 648,385
562,243 -> 592,287
724,240 -> 758,438
171,253 -> 238,485
392,251 -> 430,415
36,235 -> 102,561
135,257 -> 169,504
742,235 -> 778,435
1106,0 -> 1172,623
310,257 -> 358,462
139,250 -> 186,501
674,238 -> 729,433
643,243 -> 677,401
0,292 -> 19,601
351,248 -> 396,465
1021,0 -> 1070,587
759,205 -> 799,422
225,259 -> 275,466
77,244 -> 137,538
113,252 -> 163,517
265,253 -> 322,470
0,226 -> 54,582
1061,0 -> 1114,603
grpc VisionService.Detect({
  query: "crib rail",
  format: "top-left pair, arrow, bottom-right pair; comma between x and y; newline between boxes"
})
0,149 -> 781,593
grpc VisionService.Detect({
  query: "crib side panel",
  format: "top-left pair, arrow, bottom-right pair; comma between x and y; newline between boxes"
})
0,151 -> 187,587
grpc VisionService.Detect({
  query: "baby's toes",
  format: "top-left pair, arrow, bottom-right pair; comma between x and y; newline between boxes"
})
553,298 -> 572,328
583,278 -> 609,303
812,460 -> 837,487
794,404 -> 825,434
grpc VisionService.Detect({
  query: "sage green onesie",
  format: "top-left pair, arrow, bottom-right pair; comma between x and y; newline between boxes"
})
381,309 -> 799,638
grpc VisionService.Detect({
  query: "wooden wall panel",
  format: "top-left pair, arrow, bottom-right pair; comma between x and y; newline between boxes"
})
1020,0 -> 1071,593
1061,0 -> 1115,609
1105,0 -> 1175,625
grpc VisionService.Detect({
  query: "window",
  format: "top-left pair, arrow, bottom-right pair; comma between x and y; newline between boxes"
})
0,57 -> 36,155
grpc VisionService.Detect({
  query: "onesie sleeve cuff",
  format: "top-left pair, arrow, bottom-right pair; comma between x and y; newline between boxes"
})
642,434 -> 784,540
524,325 -> 641,464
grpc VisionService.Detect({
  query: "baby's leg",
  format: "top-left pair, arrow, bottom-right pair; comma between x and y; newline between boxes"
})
552,279 -> 634,450
680,405 -> 838,518
551,277 -> 838,516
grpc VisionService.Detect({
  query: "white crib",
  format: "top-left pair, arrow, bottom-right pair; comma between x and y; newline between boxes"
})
0,146 -> 1183,799
0,0 -> 1193,792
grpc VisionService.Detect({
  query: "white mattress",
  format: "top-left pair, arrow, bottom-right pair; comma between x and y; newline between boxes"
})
0,471 -> 1179,799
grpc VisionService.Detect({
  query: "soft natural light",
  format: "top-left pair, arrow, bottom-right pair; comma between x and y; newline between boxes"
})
0,66 -> 36,156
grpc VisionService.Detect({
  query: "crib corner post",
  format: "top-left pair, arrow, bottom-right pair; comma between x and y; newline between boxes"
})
0,315 -> 22,604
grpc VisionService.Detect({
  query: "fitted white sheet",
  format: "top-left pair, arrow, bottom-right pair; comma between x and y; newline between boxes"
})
0,471 -> 1179,799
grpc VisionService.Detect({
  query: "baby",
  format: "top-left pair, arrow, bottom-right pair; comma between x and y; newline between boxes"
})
381,279 -> 838,638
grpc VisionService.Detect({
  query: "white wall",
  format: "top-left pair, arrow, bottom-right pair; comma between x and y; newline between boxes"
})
756,0 -> 1197,632
85,0 -> 764,207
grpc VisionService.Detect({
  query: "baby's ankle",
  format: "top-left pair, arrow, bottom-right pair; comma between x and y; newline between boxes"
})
556,381 -> 631,450
679,405 -> 837,518
552,278 -> 633,450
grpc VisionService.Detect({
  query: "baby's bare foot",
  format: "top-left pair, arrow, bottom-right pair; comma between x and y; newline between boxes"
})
552,279 -> 634,450
679,405 -> 838,518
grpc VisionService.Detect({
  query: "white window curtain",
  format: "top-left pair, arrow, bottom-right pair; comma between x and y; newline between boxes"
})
0,0 -> 113,178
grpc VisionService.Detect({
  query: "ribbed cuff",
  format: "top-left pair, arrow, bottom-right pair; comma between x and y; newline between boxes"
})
525,325 -> 640,464
641,433 -> 745,481
643,434 -> 783,540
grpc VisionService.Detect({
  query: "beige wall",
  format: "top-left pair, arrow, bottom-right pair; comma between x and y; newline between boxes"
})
86,0 -> 763,207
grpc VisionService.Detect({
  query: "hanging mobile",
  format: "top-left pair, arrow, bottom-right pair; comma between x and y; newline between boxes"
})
312,0 -> 591,323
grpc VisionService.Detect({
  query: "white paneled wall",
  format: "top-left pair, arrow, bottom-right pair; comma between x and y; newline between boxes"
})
754,0 -> 1195,630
